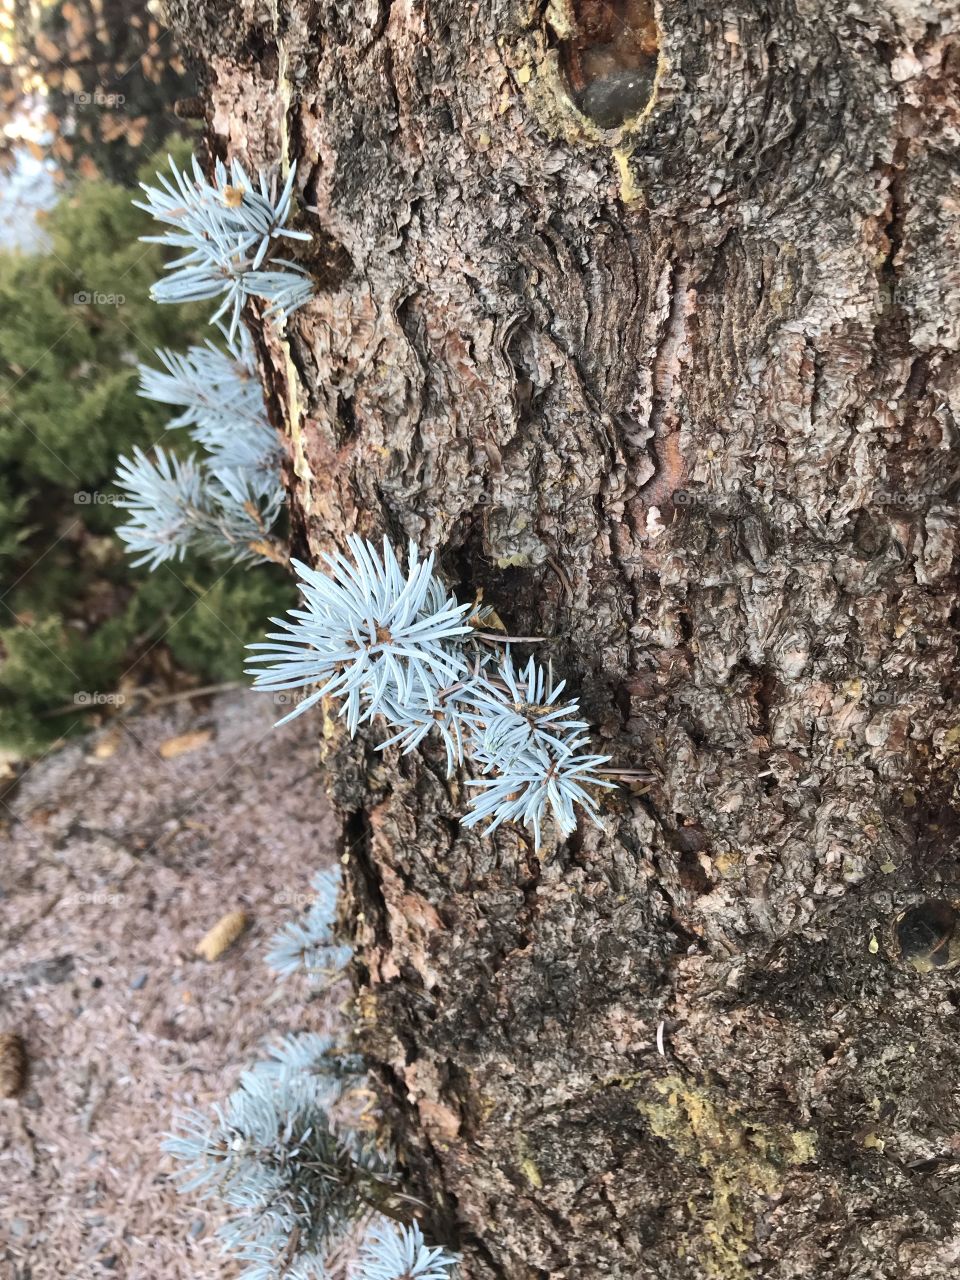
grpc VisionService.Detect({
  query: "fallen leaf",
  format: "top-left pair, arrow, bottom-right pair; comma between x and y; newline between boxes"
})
34,33 -> 61,61
99,114 -> 126,143
126,116 -> 148,147
195,910 -> 250,961
0,1032 -> 27,1098
159,729 -> 212,759
92,729 -> 122,760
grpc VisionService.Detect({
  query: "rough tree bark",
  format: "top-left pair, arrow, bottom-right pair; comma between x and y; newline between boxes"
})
167,1 -> 960,1276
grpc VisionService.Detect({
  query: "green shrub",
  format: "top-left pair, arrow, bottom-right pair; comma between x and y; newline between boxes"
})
0,155 -> 293,756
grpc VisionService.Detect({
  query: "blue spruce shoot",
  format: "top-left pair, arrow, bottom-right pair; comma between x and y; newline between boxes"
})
135,154 -> 314,337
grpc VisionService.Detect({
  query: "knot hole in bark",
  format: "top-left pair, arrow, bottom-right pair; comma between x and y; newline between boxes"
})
556,0 -> 659,129
297,225 -> 355,291
286,169 -> 355,291
893,899 -> 960,973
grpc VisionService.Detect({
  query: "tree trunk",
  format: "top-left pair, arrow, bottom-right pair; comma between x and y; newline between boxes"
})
167,1 -> 960,1275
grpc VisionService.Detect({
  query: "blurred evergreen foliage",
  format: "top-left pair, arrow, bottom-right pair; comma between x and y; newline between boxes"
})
0,150 -> 293,754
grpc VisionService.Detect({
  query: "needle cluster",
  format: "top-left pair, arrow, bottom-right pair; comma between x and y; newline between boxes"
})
166,899 -> 456,1280
266,865 -> 354,983
247,537 -> 614,848
135,154 -> 314,336
115,326 -> 285,568
165,1034 -> 392,1280
355,1222 -> 459,1280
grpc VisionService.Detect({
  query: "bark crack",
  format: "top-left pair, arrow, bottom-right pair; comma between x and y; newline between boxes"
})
636,260 -> 689,511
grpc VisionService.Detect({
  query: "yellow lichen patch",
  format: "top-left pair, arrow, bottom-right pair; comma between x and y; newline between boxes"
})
494,552 -> 542,569
516,1133 -> 545,1189
788,1129 -> 817,1164
580,1069 -> 646,1096
713,850 -> 743,877
639,1076 -> 817,1280
476,1092 -> 499,1126
357,989 -> 379,1023
319,696 -> 343,762
544,0 -> 576,41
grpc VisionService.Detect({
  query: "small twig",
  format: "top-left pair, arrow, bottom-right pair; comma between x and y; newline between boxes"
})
473,631 -> 545,644
250,538 -> 291,567
545,554 -> 574,605
140,680 -> 246,709
597,767 -> 658,781
39,681 -> 244,720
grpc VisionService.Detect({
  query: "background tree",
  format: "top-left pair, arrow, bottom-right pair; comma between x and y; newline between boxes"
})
163,1 -> 960,1276
0,0 -> 194,183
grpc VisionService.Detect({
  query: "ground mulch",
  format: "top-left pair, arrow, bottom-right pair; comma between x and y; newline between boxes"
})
0,692 -> 345,1279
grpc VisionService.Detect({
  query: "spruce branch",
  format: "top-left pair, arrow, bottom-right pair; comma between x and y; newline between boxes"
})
165,1051 -> 394,1279
135,154 -> 314,336
461,732 -> 615,850
246,537 -> 474,733
356,1221 -> 459,1280
138,326 -> 280,475
120,325 -> 285,569
114,444 -> 285,568
253,1032 -> 364,1095
247,538 -> 622,848
114,445 -> 209,569
464,651 -> 590,758
266,867 -> 354,984
376,674 -> 485,778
